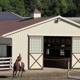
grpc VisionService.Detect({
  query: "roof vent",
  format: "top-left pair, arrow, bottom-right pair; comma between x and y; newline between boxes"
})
30,9 -> 41,18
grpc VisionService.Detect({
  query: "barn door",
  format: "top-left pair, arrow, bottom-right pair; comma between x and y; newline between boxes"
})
72,37 -> 80,68
28,36 -> 43,70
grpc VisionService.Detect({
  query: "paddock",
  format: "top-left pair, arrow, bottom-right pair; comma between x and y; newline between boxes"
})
0,68 -> 78,80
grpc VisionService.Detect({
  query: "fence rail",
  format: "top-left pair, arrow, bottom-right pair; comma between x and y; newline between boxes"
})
0,57 -> 12,70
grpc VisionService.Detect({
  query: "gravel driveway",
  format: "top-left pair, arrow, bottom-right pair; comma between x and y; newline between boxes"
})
0,68 -> 80,80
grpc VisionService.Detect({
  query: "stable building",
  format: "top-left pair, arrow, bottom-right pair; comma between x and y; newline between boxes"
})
0,9 -> 80,70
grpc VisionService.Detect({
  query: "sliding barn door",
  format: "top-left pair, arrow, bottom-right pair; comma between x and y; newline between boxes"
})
28,36 -> 43,70
72,37 -> 80,68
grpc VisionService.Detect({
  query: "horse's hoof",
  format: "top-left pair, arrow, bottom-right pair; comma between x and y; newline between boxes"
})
13,76 -> 17,78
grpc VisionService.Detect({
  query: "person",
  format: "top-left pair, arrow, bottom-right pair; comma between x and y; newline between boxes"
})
16,53 -> 22,68
15,53 -> 25,71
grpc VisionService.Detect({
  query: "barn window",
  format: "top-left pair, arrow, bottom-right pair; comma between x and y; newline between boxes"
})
72,37 -> 80,53
60,49 -> 65,56
46,49 -> 49,55
30,37 -> 43,53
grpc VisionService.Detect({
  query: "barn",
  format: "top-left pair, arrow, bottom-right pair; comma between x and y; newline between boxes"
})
0,9 -> 80,70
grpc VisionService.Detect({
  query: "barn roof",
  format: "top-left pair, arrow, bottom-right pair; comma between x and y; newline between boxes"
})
0,12 -> 23,20
0,15 -> 80,36
0,17 -> 51,35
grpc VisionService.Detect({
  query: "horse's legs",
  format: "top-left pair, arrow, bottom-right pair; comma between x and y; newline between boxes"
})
13,70 -> 17,77
13,70 -> 15,77
20,68 -> 23,77
18,70 -> 20,77
14,71 -> 17,77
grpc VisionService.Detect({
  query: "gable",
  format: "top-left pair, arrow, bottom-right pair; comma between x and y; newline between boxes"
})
25,18 -> 80,37
3,15 -> 80,37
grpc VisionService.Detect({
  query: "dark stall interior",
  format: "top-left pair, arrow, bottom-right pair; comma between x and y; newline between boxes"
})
44,36 -> 72,69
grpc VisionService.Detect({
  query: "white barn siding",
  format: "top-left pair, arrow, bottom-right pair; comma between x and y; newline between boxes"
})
4,19 -> 80,70
5,32 -> 28,69
26,20 -> 80,36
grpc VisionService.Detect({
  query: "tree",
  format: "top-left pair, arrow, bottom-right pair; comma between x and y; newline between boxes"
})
0,0 -> 80,17
24,0 -> 42,16
73,0 -> 80,16
0,0 -> 26,16
0,0 -> 10,11
9,0 -> 26,16
63,0 -> 75,16
52,0 -> 68,15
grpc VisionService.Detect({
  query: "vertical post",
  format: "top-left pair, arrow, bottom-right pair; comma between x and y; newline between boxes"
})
10,57 -> 12,70
67,59 -> 70,77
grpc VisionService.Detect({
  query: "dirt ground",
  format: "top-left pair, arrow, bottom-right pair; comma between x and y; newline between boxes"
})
0,68 -> 80,80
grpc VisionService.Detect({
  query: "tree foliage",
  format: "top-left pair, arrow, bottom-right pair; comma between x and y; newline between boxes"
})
0,0 -> 80,17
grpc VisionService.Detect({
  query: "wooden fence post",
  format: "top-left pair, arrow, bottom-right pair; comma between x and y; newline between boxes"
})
10,57 -> 12,70
67,59 -> 70,77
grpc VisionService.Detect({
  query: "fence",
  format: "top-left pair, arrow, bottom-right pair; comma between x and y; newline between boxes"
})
0,57 -> 12,70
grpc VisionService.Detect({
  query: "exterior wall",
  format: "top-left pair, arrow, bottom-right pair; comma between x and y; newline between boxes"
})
4,34 -> 28,70
4,19 -> 80,70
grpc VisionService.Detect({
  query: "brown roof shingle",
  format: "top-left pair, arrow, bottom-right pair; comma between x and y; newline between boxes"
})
0,17 -> 52,35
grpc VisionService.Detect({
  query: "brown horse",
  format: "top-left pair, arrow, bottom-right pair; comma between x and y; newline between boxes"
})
13,61 -> 25,77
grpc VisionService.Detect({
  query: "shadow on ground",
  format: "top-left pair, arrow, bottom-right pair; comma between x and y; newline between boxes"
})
0,75 -> 8,78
